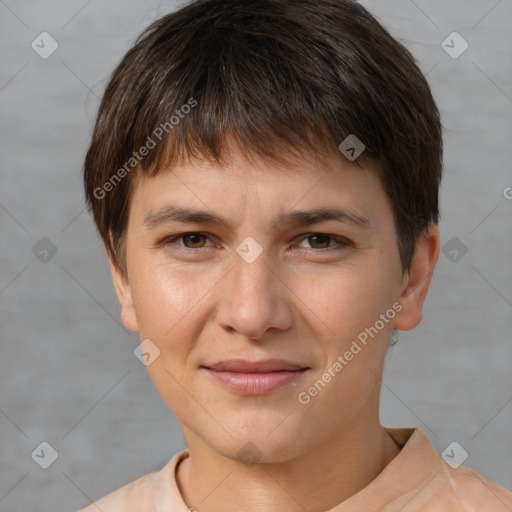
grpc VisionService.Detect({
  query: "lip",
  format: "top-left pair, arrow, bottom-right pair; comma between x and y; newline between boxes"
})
200,359 -> 310,395
202,368 -> 309,395
202,358 -> 307,373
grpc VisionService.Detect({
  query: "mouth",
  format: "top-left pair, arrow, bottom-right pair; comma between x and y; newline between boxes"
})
200,359 -> 310,395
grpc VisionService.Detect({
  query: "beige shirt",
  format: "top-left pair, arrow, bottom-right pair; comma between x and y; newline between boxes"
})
78,428 -> 512,511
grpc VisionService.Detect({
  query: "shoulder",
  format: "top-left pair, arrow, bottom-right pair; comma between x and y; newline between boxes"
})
77,471 -> 157,512
386,453 -> 512,511
76,449 -> 189,512
432,464 -> 512,510
381,428 -> 512,511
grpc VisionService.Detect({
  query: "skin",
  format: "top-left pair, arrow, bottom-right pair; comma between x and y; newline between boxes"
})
109,141 -> 440,512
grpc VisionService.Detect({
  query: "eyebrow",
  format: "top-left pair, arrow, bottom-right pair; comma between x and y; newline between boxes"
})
143,205 -> 370,231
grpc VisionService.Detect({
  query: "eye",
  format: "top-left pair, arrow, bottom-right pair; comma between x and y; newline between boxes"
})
165,232 -> 213,249
160,232 -> 351,254
296,233 -> 350,251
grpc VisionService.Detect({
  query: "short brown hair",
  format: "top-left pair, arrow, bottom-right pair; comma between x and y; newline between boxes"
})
83,0 -> 443,275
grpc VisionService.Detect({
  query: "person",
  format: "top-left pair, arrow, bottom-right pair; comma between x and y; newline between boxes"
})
79,0 -> 512,510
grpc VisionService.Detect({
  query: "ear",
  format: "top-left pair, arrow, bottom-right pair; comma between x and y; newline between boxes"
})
106,236 -> 139,332
393,223 -> 440,331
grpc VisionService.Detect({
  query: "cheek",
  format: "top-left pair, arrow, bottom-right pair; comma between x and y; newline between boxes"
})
292,268 -> 395,423
294,263 -> 395,339
129,262 -> 210,411
130,260 -> 208,338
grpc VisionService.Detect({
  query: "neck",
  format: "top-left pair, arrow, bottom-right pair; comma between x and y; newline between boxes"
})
176,416 -> 401,512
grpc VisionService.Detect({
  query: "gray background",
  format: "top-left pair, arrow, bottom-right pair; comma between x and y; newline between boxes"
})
1,1 -> 511,511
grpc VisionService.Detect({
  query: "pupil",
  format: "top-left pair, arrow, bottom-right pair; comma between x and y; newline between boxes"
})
187,234 -> 203,247
311,234 -> 329,248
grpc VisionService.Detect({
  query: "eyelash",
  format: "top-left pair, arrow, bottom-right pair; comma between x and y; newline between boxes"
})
161,232 -> 351,253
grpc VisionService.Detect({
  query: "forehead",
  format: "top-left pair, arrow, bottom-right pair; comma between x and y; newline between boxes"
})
128,143 -> 390,231
139,140 -> 377,190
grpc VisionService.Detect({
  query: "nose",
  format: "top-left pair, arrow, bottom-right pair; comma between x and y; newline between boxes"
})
215,250 -> 294,340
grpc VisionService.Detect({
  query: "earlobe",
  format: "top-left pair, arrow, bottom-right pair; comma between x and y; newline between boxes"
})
393,223 -> 440,331
106,245 -> 139,332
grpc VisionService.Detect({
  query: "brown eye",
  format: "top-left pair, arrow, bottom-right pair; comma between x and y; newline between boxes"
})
295,233 -> 351,252
180,233 -> 207,248
161,232 -> 217,253
306,234 -> 333,249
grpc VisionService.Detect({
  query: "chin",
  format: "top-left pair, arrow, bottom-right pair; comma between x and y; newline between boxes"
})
211,421 -> 309,464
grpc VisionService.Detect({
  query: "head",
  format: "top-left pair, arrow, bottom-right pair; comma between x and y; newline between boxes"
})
83,0 -> 442,462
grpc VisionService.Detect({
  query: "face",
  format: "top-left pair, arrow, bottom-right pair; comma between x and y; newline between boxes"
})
111,143 -> 438,463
